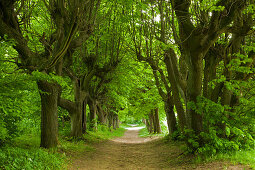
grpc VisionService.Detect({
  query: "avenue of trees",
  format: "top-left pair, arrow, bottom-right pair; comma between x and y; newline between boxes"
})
0,0 -> 255,156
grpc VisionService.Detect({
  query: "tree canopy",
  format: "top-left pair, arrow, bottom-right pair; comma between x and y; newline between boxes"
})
0,0 -> 255,158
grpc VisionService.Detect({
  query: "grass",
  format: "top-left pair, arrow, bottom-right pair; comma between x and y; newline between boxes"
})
138,125 -> 255,168
0,147 -> 66,170
0,134 -> 66,170
13,134 -> 40,149
203,150 -> 255,168
58,138 -> 95,154
139,126 -> 166,138
0,123 -> 128,170
0,125 -> 126,170
83,126 -> 126,143
119,123 -> 133,128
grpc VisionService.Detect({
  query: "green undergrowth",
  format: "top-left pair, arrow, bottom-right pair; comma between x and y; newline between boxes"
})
83,126 -> 126,143
138,122 -> 169,138
139,126 -> 166,137
58,138 -> 95,154
0,126 -> 126,169
119,123 -> 133,128
0,147 -> 66,170
195,150 -> 255,168
0,135 -> 66,170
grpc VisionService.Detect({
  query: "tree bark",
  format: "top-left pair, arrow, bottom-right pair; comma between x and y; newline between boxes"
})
186,52 -> 203,134
37,80 -> 59,148
97,104 -> 107,125
70,109 -> 82,137
88,99 -> 97,130
148,112 -> 154,134
164,94 -> 177,134
108,111 -> 113,129
153,108 -> 162,133
203,49 -> 219,99
58,97 -> 83,137
113,114 -> 119,130
58,81 -> 85,137
116,114 -> 119,128
164,50 -> 187,132
82,100 -> 87,133
145,118 -> 153,134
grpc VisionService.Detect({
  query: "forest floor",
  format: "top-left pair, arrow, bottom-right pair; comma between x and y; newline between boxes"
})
68,127 -> 251,170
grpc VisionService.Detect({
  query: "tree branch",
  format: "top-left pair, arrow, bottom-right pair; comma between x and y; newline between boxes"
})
58,98 -> 76,115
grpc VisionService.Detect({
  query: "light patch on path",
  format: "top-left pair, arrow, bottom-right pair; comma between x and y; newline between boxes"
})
112,127 -> 158,144
124,126 -> 144,130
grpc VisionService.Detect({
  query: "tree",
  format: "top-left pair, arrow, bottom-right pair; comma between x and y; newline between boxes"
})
0,0 -> 101,148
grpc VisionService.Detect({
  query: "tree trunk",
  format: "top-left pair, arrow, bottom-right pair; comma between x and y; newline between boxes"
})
145,118 -> 153,134
37,80 -> 59,148
58,98 -> 84,137
116,114 -> 119,128
203,49 -> 219,99
58,81 -> 85,137
154,108 -> 162,133
186,53 -> 203,135
164,97 -> 177,134
112,114 -> 119,130
211,82 -> 224,103
113,114 -> 117,130
148,112 -> 154,134
97,104 -> 107,125
82,100 -> 87,133
152,110 -> 157,133
108,111 -> 113,129
164,51 -> 187,132
88,99 -> 97,130
72,81 -> 84,137
69,110 -> 82,137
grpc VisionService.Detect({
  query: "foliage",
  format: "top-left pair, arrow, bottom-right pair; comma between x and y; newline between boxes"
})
0,40 -> 42,145
0,0 -> 255,169
0,72 -> 41,145
186,97 -> 255,156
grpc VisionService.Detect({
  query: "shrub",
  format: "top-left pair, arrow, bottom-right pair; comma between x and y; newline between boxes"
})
186,97 -> 255,156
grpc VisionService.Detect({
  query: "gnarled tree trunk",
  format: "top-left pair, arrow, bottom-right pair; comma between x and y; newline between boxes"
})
37,80 -> 59,148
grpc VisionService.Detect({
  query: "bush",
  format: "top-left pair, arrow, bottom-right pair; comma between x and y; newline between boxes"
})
186,97 -> 255,156
0,106 -> 21,146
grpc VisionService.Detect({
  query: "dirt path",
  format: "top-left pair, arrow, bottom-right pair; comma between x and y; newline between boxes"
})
68,127 -> 250,170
